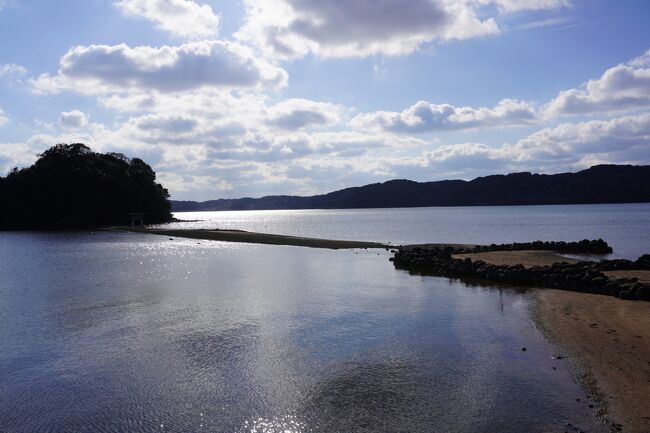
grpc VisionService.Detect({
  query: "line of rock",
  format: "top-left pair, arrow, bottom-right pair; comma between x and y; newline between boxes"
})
453,238 -> 613,255
390,240 -> 650,301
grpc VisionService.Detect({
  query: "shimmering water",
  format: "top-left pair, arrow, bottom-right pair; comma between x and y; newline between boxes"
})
166,203 -> 650,259
0,229 -> 609,433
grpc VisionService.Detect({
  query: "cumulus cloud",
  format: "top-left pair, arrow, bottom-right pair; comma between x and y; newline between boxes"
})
544,49 -> 650,116
59,110 -> 88,129
266,99 -> 342,130
510,112 -> 650,162
236,0 -> 499,59
33,40 -> 288,94
115,0 -> 220,39
353,98 -> 537,133
422,112 -> 650,176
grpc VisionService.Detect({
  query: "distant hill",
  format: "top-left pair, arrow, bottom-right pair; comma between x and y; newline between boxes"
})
172,164 -> 650,212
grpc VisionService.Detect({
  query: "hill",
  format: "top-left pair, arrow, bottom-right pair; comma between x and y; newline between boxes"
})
172,165 -> 650,212
0,143 -> 172,229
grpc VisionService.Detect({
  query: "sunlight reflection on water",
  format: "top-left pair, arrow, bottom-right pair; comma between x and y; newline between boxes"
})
166,203 -> 650,259
0,231 -> 607,432
242,414 -> 307,433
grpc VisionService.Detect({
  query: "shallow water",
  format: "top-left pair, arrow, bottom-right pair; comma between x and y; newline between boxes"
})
165,203 -> 650,259
0,231 -> 606,432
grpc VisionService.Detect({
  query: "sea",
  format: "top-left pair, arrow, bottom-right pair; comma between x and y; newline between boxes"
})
1,203 -> 648,432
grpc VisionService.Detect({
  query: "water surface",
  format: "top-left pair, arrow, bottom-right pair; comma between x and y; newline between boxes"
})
0,231 -> 606,432
166,203 -> 650,259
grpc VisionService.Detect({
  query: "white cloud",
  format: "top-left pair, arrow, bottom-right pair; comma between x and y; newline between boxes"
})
136,114 -> 198,133
266,99 -> 342,130
0,63 -> 27,77
628,48 -> 650,68
236,0 -> 499,59
480,0 -> 570,13
510,112 -> 650,163
411,111 -> 650,179
59,110 -> 89,129
353,98 -> 537,133
544,49 -> 650,116
0,142 -> 39,175
33,41 -> 288,94
0,107 -> 7,126
115,0 -> 220,38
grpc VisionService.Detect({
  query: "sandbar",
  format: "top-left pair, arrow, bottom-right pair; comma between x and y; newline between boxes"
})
113,227 -> 390,250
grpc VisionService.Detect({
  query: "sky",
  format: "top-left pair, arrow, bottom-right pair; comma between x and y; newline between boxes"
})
0,0 -> 649,200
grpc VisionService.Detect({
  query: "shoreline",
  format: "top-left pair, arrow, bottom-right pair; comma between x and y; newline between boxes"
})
458,250 -> 650,432
534,290 -> 650,433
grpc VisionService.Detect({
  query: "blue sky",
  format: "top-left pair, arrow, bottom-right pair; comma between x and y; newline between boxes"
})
1,0 -> 649,200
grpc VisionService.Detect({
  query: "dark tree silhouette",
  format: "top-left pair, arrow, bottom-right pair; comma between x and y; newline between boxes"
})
0,143 -> 172,229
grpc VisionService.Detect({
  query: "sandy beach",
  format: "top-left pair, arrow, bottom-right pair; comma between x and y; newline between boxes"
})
536,291 -> 650,433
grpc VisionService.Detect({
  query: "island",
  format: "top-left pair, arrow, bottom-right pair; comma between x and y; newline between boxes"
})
0,143 -> 173,229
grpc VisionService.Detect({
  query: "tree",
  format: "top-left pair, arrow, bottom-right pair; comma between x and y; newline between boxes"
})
0,143 -> 172,229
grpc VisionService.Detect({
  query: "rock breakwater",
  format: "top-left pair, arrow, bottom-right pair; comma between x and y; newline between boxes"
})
391,240 -> 650,301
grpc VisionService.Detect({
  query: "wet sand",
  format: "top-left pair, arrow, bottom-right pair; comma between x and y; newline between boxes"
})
536,291 -> 650,433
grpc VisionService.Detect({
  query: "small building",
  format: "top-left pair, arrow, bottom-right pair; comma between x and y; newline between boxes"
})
128,212 -> 146,227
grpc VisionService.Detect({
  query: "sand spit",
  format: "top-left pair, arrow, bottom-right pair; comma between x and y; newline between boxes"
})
112,227 -> 391,250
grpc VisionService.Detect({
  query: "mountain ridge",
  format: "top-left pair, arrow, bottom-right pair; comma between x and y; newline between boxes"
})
171,164 -> 650,212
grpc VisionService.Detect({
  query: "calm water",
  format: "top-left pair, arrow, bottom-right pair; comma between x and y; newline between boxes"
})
0,226 -> 610,433
166,203 -> 650,259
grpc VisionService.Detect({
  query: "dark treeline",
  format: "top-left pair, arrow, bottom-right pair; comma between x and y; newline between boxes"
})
173,164 -> 650,212
0,143 -> 172,229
